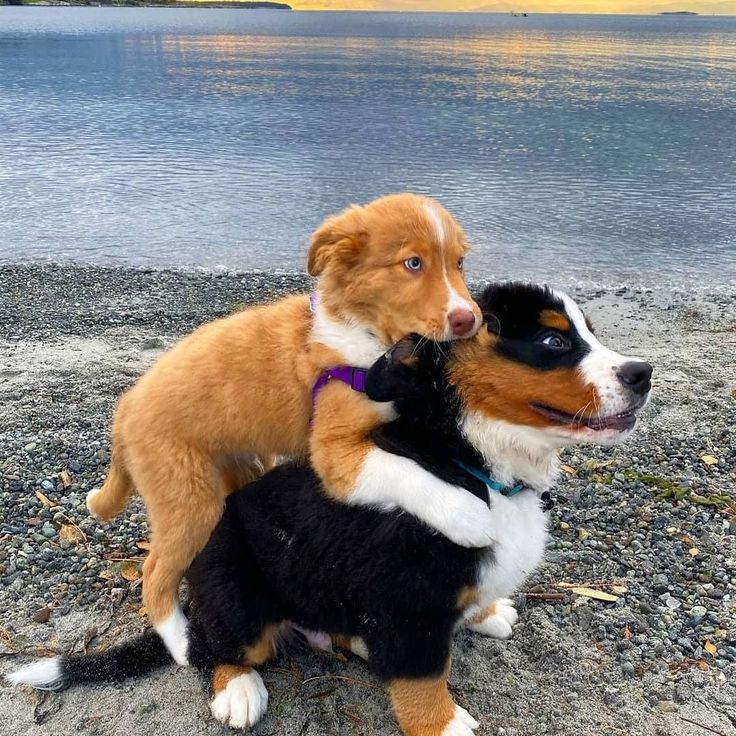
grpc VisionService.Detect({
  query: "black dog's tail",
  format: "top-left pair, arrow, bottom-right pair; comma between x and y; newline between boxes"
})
5,629 -> 172,691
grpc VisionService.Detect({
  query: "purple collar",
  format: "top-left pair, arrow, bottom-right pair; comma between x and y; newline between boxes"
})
310,292 -> 368,421
311,366 -> 367,425
313,366 -> 367,401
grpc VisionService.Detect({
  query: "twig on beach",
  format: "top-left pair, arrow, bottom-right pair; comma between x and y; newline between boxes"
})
0,645 -> 59,658
301,674 -> 382,691
338,705 -> 366,724
555,581 -> 626,590
678,715 -> 731,736
525,592 -> 566,601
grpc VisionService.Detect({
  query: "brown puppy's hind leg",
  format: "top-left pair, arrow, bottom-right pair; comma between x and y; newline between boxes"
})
141,452 -> 227,665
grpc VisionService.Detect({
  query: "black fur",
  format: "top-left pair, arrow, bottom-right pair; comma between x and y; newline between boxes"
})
60,630 -> 170,686
186,458 -> 487,682
365,337 -> 489,504
477,282 -> 591,370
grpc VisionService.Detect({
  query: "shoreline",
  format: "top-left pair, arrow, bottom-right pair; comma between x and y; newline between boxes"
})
2,257 -> 735,295
0,263 -> 734,736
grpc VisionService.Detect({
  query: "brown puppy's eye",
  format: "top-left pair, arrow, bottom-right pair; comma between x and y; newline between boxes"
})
404,257 -> 422,272
458,257 -> 464,271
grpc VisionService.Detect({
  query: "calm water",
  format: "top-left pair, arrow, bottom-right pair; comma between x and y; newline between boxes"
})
1,9 -> 735,284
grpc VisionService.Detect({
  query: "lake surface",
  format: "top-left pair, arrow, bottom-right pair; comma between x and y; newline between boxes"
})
1,8 -> 735,285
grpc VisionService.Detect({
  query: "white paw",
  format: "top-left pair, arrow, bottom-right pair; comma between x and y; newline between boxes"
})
210,670 -> 268,729
155,607 -> 190,666
439,490 -> 494,548
468,598 -> 518,639
441,705 -> 479,735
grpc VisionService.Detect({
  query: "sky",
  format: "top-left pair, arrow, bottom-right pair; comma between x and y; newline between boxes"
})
286,0 -> 736,11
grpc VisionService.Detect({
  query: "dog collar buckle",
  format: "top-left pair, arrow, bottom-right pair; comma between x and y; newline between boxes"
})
311,366 -> 367,426
452,459 -> 527,503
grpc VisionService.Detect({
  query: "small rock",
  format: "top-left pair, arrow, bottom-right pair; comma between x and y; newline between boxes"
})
141,337 -> 165,350
32,607 -> 52,624
658,701 -> 678,713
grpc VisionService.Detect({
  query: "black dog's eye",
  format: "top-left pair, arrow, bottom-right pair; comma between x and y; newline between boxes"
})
539,332 -> 570,350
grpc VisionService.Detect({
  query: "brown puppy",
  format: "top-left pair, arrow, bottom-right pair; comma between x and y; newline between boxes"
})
87,193 -> 492,665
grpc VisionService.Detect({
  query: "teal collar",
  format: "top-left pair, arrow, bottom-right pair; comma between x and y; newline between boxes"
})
452,459 -> 526,498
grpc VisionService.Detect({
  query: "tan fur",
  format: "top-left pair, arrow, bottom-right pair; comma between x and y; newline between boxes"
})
88,193 -> 480,630
389,668 -> 457,736
308,381 -> 382,498
449,329 -> 599,430
212,664 -> 251,694
313,195 -> 476,346
211,626 -> 280,696
244,624 -> 282,666
469,602 -> 497,625
456,585 -> 480,610
331,634 -> 352,652
539,309 -> 571,332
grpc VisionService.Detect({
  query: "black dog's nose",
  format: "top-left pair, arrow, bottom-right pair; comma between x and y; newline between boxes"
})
617,361 -> 653,395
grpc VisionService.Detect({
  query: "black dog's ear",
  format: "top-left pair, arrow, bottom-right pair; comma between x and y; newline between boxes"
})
365,334 -> 423,402
474,285 -> 503,336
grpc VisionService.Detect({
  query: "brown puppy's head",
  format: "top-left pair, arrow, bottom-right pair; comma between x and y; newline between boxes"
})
451,282 -> 653,449
308,193 -> 480,344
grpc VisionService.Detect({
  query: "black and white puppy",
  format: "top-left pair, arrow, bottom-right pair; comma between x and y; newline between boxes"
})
8,282 -> 652,736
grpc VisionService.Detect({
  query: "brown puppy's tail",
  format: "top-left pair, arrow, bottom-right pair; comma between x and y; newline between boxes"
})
88,395 -> 136,521
87,449 -> 134,521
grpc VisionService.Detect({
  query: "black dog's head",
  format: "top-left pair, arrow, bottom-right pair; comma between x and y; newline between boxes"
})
368,281 -> 652,451
364,281 -> 652,495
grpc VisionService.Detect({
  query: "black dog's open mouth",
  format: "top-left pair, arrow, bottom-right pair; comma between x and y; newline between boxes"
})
530,403 -> 638,432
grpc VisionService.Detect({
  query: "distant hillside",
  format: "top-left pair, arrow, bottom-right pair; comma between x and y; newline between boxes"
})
3,0 -> 292,7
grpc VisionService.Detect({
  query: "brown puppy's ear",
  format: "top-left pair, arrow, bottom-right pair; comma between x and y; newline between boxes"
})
307,205 -> 367,277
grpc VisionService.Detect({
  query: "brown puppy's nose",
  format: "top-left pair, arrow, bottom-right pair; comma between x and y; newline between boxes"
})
449,309 -> 476,337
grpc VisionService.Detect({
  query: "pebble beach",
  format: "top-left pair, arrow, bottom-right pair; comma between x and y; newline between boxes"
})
0,263 -> 734,736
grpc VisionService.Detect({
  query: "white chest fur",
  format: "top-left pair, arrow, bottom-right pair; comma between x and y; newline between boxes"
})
477,491 -> 549,604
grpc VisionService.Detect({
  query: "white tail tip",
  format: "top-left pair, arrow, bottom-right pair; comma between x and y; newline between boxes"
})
85,486 -> 103,519
6,658 -> 64,691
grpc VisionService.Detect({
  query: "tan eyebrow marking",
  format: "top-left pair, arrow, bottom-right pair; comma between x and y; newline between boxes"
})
539,310 -> 571,332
